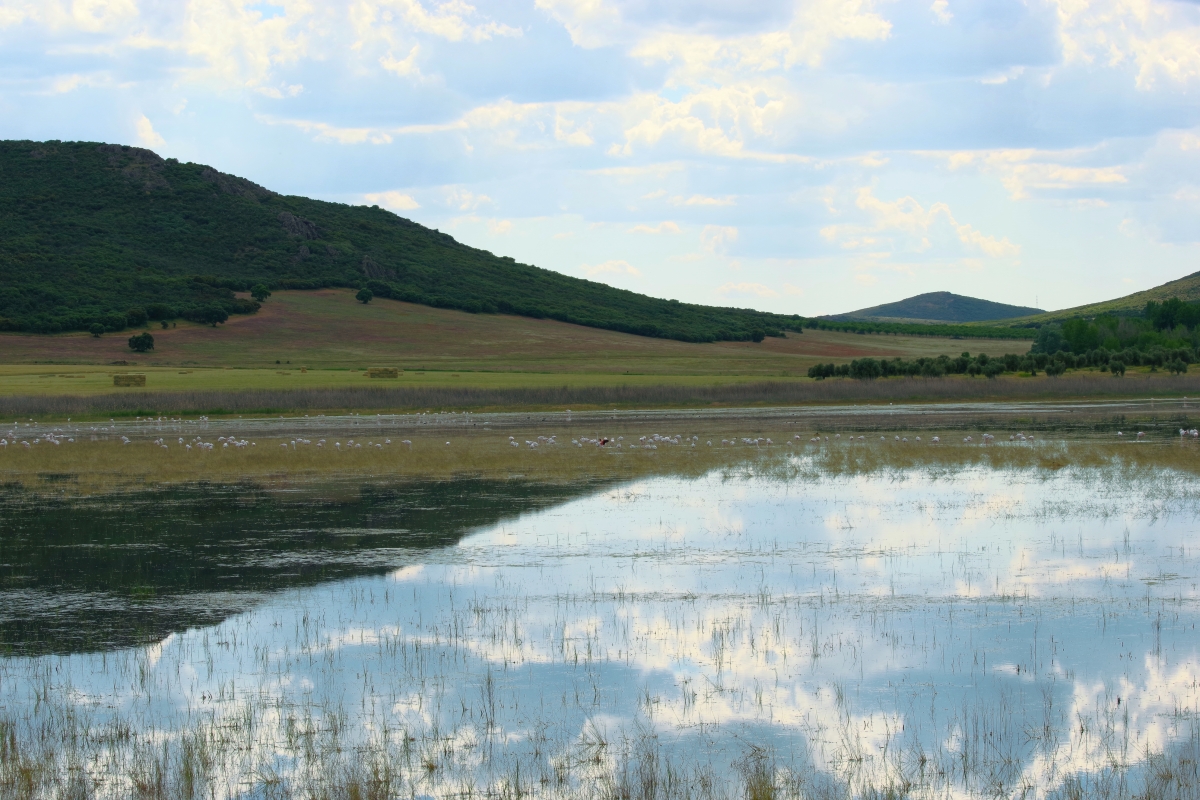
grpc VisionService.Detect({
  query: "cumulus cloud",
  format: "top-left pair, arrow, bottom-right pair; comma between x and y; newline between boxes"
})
937,148 -> 1128,200
1053,0 -> 1200,89
364,190 -> 421,210
700,225 -> 738,254
135,114 -> 165,148
822,187 -> 1019,258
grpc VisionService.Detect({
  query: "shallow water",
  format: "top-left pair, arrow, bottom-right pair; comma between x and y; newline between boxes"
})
1,449 -> 1199,798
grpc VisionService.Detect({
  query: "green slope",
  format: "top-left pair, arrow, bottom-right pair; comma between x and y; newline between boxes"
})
828,291 -> 1043,323
987,272 -> 1200,327
0,140 -> 803,342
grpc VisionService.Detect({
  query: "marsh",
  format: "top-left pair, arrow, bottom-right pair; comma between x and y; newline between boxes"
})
0,407 -> 1198,799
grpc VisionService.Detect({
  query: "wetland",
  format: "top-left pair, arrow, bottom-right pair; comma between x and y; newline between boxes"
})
0,402 -> 1198,799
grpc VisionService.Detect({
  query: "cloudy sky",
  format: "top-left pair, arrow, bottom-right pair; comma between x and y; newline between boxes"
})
2,0 -> 1199,315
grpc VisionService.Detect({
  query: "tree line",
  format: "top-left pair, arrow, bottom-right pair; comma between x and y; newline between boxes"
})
810,342 -> 1195,380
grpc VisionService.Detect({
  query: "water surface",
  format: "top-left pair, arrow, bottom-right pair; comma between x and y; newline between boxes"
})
1,445 -> 1198,798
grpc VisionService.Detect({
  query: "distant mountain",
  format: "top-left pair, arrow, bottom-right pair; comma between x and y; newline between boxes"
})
0,140 -> 802,342
988,271 -> 1200,327
827,292 -> 1044,324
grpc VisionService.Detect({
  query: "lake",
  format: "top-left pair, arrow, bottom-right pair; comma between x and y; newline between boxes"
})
0,412 -> 1197,798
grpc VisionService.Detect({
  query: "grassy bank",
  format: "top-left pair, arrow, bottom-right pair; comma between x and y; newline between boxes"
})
1,372 -> 1198,418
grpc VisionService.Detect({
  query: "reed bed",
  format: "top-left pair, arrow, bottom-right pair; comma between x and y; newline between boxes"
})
4,373 -> 1200,417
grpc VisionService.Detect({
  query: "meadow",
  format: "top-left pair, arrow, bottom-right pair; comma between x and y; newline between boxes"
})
0,419 -> 1198,799
0,289 -> 1022,377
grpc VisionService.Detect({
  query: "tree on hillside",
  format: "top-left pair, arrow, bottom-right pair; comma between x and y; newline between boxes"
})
89,323 -> 103,338
750,329 -> 765,343
198,306 -> 229,327
357,288 -> 374,304
126,307 -> 148,327
251,284 -> 271,302
1110,360 -> 1126,376
128,332 -> 154,352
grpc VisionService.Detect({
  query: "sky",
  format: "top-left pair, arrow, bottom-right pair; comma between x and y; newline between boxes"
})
2,0 -> 1200,316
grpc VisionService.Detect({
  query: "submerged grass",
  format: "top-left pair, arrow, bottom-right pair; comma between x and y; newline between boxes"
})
5,419 -> 1200,495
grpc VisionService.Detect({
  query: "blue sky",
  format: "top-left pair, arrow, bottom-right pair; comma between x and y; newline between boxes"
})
2,0 -> 1200,315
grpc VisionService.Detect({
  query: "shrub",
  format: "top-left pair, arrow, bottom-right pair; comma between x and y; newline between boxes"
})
125,307 -> 148,327
750,329 -> 765,343
1110,360 -> 1126,377
89,323 -> 103,338
1168,358 -> 1188,375
251,284 -> 271,302
357,288 -> 373,304
128,332 -> 154,352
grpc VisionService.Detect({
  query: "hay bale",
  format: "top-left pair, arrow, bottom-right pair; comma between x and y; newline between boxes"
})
113,374 -> 146,387
366,368 -> 399,379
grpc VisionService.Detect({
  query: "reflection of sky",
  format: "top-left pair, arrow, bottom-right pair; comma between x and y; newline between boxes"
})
4,465 -> 1200,797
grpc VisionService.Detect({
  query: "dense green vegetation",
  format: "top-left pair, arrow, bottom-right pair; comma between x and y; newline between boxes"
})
828,291 -> 1043,323
808,346 -> 1193,380
804,318 -> 1033,340
810,298 -> 1200,380
0,140 -> 810,342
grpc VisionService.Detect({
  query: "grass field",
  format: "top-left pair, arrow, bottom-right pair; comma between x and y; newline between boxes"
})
0,290 -> 1023,385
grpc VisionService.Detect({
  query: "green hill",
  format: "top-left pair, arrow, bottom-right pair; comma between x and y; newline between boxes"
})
0,140 -> 804,342
828,291 -> 1043,323
988,271 -> 1200,327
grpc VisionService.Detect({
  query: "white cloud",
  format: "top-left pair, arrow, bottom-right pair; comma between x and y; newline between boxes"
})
534,0 -> 621,49
822,187 -> 1019,258
364,190 -> 420,210
380,45 -> 421,77
937,148 -> 1128,200
383,0 -> 521,43
487,218 -> 512,234
445,188 -> 492,210
700,224 -> 738,254
627,221 -> 681,234
582,259 -> 641,277
135,114 -> 165,148
1053,0 -> 1200,89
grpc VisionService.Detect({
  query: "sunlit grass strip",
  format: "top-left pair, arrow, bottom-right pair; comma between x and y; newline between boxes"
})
3,373 -> 1200,418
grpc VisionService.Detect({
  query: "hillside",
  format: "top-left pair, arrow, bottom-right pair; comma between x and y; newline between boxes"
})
990,271 -> 1200,327
0,140 -> 802,342
0,288 -> 1022,377
828,291 -> 1043,323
